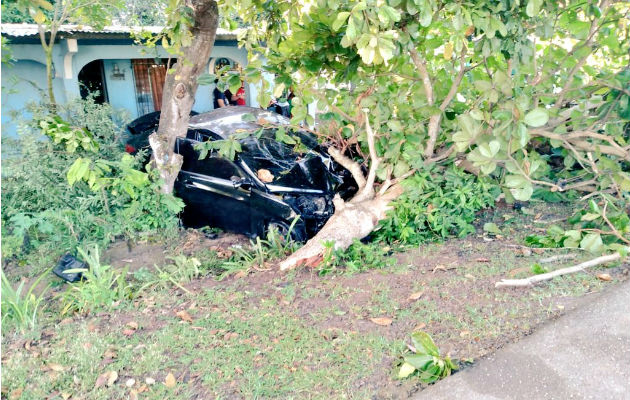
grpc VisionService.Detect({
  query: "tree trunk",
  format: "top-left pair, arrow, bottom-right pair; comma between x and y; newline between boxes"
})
279,185 -> 403,271
150,0 -> 219,194
45,46 -> 56,106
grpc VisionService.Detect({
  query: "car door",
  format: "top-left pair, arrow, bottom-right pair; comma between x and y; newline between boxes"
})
175,139 -> 253,234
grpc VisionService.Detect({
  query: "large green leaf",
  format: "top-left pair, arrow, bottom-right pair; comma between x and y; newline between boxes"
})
523,108 -> 549,127
411,331 -> 439,356
580,233 -> 604,254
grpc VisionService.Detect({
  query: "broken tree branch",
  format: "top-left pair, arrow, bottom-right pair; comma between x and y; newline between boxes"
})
495,251 -> 624,288
327,147 -> 367,190
351,110 -> 380,203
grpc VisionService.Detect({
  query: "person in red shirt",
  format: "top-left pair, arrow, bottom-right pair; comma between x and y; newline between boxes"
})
236,82 -> 246,106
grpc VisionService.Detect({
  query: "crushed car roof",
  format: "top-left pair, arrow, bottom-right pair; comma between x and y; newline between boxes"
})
188,106 -> 290,139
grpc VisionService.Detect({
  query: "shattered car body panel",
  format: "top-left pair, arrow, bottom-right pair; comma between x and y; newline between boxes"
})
126,106 -> 356,240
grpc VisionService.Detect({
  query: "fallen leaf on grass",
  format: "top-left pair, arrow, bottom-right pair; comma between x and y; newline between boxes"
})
597,273 -> 612,281
61,392 -> 71,400
233,270 -> 248,279
175,310 -> 193,323
413,322 -> 427,331
129,390 -> 138,400
94,371 -> 118,389
370,317 -> 393,326
126,321 -> 139,330
164,372 -> 176,388
407,291 -> 424,301
122,329 -> 135,336
48,363 -> 66,372
459,330 -> 470,337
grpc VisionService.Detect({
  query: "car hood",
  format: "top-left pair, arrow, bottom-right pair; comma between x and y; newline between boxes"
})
189,107 -> 290,139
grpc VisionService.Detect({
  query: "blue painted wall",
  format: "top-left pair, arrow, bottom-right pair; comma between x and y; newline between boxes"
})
1,40 -> 256,137
1,59 -> 65,136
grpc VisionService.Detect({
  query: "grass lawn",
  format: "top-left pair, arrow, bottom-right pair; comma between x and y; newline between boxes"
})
2,203 -> 628,399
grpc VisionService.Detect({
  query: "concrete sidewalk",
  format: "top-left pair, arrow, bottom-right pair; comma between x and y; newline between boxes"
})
413,279 -> 630,400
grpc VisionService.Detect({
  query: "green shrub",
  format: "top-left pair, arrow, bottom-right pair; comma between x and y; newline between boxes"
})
318,240 -> 395,275
1,97 -> 182,271
375,166 -> 500,244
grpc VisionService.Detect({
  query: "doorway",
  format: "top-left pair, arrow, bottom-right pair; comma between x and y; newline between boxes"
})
78,60 -> 108,104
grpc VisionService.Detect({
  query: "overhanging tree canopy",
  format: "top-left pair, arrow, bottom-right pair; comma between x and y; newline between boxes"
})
152,0 -> 629,269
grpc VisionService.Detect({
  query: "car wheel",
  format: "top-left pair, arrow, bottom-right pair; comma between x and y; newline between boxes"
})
266,220 -> 306,242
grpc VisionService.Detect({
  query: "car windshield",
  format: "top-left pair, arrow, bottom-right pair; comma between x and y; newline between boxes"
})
239,136 -> 300,179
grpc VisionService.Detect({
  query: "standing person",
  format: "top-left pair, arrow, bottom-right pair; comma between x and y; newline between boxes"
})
236,82 -> 246,106
213,79 -> 228,108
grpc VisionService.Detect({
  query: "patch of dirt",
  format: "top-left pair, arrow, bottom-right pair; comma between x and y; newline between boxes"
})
103,230 -> 249,273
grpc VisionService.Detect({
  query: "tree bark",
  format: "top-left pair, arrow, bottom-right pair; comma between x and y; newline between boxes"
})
279,184 -> 403,271
150,0 -> 219,194
45,46 -> 56,106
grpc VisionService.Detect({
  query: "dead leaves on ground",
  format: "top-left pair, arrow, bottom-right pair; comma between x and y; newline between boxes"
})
164,372 -> 177,388
407,291 -> 424,301
596,273 -> 612,281
369,317 -> 393,326
94,370 -> 118,389
175,310 -> 194,323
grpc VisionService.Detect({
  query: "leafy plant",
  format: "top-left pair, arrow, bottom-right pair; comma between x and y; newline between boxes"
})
60,246 -> 132,315
39,114 -> 99,153
530,263 -> 548,275
318,240 -> 395,275
525,197 -> 630,254
136,255 -> 202,294
2,97 -> 182,271
1,270 -> 50,332
398,331 -> 458,383
375,166 -> 499,244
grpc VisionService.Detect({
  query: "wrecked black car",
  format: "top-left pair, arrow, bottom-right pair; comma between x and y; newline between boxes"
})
126,107 -> 355,240
125,110 -> 198,154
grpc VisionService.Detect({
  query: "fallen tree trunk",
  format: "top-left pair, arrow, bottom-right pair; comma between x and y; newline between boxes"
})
495,252 -> 624,288
279,110 -> 405,271
279,186 -> 402,271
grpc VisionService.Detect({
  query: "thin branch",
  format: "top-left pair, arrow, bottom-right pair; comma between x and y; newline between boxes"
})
427,146 -> 455,163
495,251 -> 624,288
351,110 -> 380,202
408,47 -> 434,105
439,48 -> 467,112
601,201 -> 630,245
553,0 -> 611,109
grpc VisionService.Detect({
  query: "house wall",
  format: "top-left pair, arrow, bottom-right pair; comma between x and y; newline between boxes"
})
1,40 -> 255,137
1,59 -> 65,134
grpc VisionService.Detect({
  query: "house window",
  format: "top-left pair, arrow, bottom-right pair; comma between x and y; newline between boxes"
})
131,59 -> 170,116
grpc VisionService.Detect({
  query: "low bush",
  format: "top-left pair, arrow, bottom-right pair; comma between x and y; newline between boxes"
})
375,165 -> 500,245
1,97 -> 182,272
